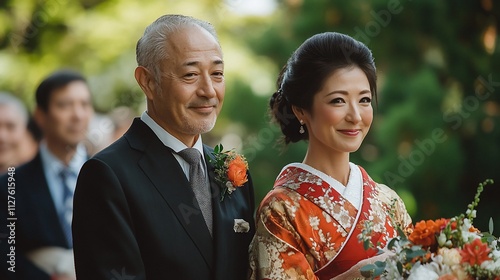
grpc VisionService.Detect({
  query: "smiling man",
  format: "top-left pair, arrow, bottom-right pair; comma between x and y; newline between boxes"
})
72,15 -> 255,280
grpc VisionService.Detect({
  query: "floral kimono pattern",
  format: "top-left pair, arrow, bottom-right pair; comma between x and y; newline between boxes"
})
249,163 -> 412,280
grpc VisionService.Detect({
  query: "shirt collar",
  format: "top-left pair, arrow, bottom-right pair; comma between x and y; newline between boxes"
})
140,111 -> 205,160
39,141 -> 87,176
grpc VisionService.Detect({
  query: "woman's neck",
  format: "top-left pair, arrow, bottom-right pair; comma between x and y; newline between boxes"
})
302,144 -> 350,186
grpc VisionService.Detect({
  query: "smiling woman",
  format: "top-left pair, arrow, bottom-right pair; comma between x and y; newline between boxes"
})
248,32 -> 413,280
294,66 -> 374,163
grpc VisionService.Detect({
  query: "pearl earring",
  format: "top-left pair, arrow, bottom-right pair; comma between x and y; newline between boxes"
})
299,120 -> 305,134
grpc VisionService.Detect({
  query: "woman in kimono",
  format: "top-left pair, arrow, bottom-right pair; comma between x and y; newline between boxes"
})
249,32 -> 413,279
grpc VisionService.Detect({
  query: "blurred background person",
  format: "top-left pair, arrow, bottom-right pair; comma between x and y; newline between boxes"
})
0,69 -> 94,280
84,113 -> 114,156
83,107 -> 135,156
17,116 -> 43,165
0,92 -> 32,174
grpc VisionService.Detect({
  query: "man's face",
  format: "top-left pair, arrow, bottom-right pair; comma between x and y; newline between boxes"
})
38,81 -> 94,147
0,104 -> 26,167
143,25 -> 225,146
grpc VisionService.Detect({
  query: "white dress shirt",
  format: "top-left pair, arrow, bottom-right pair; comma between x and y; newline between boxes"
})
39,141 -> 87,217
140,111 -> 206,179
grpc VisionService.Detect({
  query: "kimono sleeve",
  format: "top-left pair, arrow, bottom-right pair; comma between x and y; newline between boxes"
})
377,183 -> 413,234
248,193 -> 319,280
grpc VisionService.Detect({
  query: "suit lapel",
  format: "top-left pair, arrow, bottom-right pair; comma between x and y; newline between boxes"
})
128,120 -> 214,269
204,146 -> 223,206
204,145 -> 255,280
28,154 -> 69,248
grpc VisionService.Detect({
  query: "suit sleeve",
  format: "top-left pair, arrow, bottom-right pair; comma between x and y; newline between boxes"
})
246,172 -> 256,218
72,158 -> 145,280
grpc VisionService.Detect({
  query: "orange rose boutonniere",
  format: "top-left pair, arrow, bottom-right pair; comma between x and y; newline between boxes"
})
210,144 -> 249,201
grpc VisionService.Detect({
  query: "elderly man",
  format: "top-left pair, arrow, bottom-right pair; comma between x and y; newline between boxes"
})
0,92 -> 29,174
72,15 -> 255,280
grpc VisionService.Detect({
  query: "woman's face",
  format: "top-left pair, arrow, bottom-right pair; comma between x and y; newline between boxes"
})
300,66 -> 373,154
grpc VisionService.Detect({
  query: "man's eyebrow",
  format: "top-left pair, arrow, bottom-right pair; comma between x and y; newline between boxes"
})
183,59 -> 224,67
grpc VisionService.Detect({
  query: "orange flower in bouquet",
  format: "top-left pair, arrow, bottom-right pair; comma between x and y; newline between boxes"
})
360,179 -> 500,279
210,144 -> 249,201
410,219 -> 449,248
460,238 -> 491,266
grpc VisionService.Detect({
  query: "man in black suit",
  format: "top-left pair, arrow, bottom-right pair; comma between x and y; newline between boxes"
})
0,70 -> 94,280
72,14 -> 255,280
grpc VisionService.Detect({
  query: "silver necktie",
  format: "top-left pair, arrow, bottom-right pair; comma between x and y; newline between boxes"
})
59,168 -> 73,247
177,148 -> 213,236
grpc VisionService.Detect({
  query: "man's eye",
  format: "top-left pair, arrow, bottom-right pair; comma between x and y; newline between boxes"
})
56,101 -> 70,108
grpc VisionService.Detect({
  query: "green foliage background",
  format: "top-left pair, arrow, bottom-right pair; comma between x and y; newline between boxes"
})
1,0 -> 499,233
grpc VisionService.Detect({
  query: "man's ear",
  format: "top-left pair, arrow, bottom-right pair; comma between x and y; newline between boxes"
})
33,106 -> 46,130
134,66 -> 157,100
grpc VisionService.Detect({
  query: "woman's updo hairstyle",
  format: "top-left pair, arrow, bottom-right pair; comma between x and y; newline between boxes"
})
269,32 -> 377,144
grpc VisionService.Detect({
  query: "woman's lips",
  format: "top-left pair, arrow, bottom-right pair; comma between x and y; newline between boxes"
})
338,129 -> 360,136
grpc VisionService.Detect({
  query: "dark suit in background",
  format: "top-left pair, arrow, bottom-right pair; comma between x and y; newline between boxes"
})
1,69 -> 94,280
0,154 -> 69,280
73,119 -> 255,280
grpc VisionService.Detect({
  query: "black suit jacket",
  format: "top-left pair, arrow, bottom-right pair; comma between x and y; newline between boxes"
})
0,153 -> 69,280
73,118 -> 255,280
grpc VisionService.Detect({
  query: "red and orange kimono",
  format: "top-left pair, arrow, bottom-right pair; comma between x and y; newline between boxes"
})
249,163 -> 412,280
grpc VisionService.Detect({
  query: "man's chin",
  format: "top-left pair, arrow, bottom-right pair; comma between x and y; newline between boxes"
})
186,118 -> 217,135
200,121 -> 217,134
61,137 -> 85,149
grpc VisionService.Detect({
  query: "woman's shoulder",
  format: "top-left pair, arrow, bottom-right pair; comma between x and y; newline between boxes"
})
373,182 -> 413,229
376,182 -> 399,196
372,181 -> 405,207
260,184 -> 301,206
354,164 -> 400,197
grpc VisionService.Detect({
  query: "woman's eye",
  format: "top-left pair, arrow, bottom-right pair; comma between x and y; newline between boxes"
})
330,98 -> 345,104
360,97 -> 372,103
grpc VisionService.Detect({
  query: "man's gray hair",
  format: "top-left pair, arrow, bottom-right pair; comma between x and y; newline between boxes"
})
0,92 -> 28,124
136,15 -> 219,83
